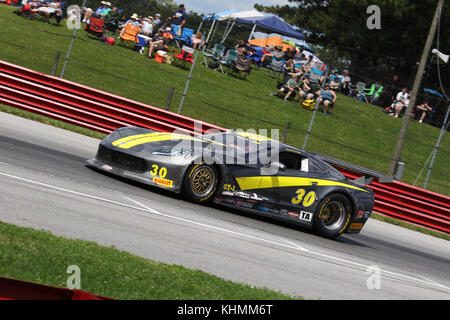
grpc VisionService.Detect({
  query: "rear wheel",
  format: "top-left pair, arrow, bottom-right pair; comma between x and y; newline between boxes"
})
314,194 -> 352,238
183,163 -> 219,203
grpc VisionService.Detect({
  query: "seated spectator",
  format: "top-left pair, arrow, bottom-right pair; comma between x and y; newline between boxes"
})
270,74 -> 300,102
416,101 -> 432,123
153,13 -> 162,28
30,0 -> 61,23
147,28 -> 169,59
191,32 -> 205,49
339,69 -> 352,95
393,87 -> 410,118
284,47 -> 296,61
298,78 -> 314,104
235,40 -> 250,55
316,85 -> 337,114
99,2 -> 112,19
262,45 -> 285,66
82,7 -> 93,23
120,13 -> 140,33
94,1 -> 106,17
140,16 -> 154,36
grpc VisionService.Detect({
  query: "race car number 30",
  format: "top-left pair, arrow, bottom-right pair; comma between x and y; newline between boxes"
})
291,189 -> 316,207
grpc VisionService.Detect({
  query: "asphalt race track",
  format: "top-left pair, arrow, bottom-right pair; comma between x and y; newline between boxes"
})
0,112 -> 449,299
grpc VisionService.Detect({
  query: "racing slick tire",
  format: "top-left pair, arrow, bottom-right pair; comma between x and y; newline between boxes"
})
313,193 -> 352,238
183,163 -> 219,203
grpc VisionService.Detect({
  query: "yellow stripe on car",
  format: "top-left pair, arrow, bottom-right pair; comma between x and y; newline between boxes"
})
112,132 -> 224,149
235,176 -> 368,192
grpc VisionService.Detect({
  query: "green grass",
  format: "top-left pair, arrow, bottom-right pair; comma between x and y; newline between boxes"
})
0,221 -> 296,299
0,5 -> 449,196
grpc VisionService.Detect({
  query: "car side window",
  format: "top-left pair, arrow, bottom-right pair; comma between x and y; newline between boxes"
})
278,152 -> 308,172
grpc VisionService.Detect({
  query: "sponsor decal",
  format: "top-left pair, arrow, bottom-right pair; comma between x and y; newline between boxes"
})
357,210 -> 365,218
257,206 -> 271,212
234,200 -> 254,209
233,191 -> 251,199
222,191 -> 234,196
279,209 -> 288,216
214,196 -> 224,202
224,198 -> 235,204
287,211 -> 300,219
152,177 -> 173,188
299,211 -> 313,222
271,209 -> 280,214
364,211 -> 371,219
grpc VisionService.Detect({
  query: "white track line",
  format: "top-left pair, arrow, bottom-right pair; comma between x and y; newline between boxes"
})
0,170 -> 449,292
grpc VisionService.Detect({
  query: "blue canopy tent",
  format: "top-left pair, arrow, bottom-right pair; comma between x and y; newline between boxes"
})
233,15 -> 306,42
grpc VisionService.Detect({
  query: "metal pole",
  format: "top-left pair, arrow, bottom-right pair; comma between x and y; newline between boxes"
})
60,0 -> 87,78
282,122 -> 291,143
221,19 -> 231,43
423,103 -> 450,188
388,0 -> 444,175
178,49 -> 200,114
303,67 -> 330,150
165,87 -> 175,111
221,20 -> 235,44
247,23 -> 257,42
205,19 -> 216,48
51,51 -> 61,76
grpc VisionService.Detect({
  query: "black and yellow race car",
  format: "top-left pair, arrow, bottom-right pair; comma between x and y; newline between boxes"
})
86,127 -> 374,238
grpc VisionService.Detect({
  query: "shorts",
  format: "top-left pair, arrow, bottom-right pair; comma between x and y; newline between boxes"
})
39,7 -> 56,14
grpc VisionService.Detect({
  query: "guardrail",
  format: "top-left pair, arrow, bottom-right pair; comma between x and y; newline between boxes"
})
0,60 -> 449,234
0,276 -> 112,300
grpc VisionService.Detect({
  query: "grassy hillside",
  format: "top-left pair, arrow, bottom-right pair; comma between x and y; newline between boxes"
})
0,5 -> 448,195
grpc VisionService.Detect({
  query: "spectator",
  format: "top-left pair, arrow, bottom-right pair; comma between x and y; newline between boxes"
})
416,101 -> 432,123
30,0 -> 61,23
261,45 -> 284,66
316,85 -> 337,114
94,1 -> 106,16
339,69 -> 351,95
191,32 -> 205,49
172,3 -> 187,34
235,40 -> 250,54
119,13 -> 141,37
99,2 -> 112,19
159,17 -> 172,32
147,28 -> 169,58
140,16 -> 154,36
270,74 -> 300,102
298,78 -> 314,104
284,47 -> 295,60
153,13 -> 162,28
393,87 -> 410,118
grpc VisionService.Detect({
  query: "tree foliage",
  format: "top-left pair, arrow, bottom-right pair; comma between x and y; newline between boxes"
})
255,0 -> 450,92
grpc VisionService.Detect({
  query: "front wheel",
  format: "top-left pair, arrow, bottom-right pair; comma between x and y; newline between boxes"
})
183,163 -> 219,203
313,194 -> 352,238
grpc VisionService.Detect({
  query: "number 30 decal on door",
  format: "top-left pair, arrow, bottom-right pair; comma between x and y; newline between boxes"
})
291,189 -> 316,207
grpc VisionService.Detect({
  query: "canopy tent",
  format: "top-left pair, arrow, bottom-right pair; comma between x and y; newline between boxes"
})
201,10 -> 239,22
200,10 -> 267,46
235,15 -> 306,41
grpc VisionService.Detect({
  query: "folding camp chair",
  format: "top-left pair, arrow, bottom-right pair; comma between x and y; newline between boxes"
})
135,34 -> 151,54
267,59 -> 284,80
231,54 -> 252,79
172,45 -> 195,68
177,28 -> 194,47
120,23 -> 140,46
202,43 -> 225,72
84,16 -> 105,37
220,49 -> 238,70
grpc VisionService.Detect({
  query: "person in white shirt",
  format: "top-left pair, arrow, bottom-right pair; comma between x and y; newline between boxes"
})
394,87 -> 410,118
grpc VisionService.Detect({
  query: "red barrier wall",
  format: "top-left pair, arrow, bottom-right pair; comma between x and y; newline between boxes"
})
0,60 -> 448,234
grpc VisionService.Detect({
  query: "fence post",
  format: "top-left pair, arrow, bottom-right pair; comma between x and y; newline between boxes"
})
282,122 -> 291,143
165,87 -> 175,111
178,49 -> 200,114
51,51 -> 61,77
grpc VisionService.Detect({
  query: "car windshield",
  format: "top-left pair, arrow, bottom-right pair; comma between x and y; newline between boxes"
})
309,155 -> 346,179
